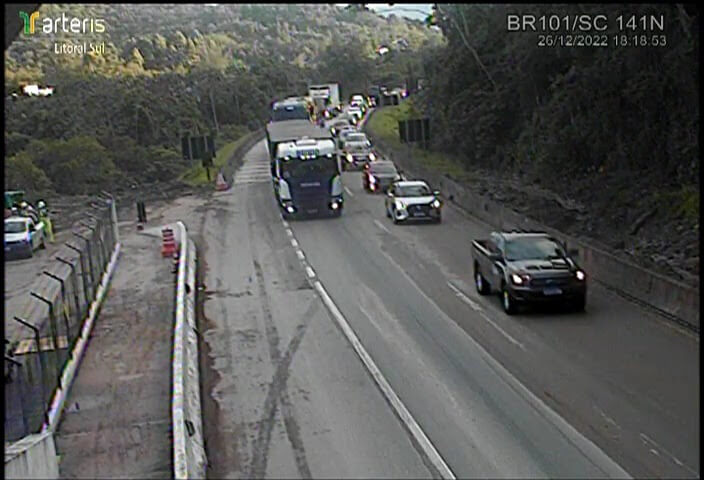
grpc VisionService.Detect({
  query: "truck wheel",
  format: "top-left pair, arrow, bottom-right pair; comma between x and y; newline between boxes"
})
475,267 -> 490,295
501,284 -> 518,315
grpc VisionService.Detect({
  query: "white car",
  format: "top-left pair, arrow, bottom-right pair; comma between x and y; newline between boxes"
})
4,216 -> 46,258
337,126 -> 358,149
347,106 -> 363,121
385,180 -> 443,224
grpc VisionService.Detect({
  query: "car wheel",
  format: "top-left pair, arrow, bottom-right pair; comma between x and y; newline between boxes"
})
475,267 -> 490,295
501,284 -> 517,315
435,215 -> 442,224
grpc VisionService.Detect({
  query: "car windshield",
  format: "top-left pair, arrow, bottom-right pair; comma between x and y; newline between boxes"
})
504,237 -> 566,261
371,164 -> 397,175
396,184 -> 431,197
281,157 -> 338,177
5,221 -> 27,234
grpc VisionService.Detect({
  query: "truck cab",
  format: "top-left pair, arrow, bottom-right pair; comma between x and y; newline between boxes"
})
270,98 -> 313,123
274,138 -> 343,219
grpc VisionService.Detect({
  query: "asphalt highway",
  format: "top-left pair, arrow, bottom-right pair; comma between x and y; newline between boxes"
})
200,138 -> 699,478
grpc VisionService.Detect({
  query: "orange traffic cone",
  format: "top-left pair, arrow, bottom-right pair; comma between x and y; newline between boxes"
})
162,228 -> 176,257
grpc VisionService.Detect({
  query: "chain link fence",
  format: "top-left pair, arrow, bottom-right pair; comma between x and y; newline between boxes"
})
4,192 -> 119,442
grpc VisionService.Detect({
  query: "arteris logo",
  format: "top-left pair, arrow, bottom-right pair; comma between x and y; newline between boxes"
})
19,11 -> 106,35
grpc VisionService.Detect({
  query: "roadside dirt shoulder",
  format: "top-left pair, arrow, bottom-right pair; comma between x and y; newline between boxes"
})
53,211 -> 181,478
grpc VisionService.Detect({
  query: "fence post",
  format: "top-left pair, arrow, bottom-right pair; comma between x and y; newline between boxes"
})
66,243 -> 91,311
73,232 -> 96,296
100,191 -> 120,245
13,316 -> 50,427
80,220 -> 105,273
30,292 -> 62,392
4,355 -> 30,436
42,272 -> 71,353
92,203 -> 114,254
56,257 -> 82,334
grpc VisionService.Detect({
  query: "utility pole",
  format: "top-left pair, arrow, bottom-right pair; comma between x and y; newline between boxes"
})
209,88 -> 219,134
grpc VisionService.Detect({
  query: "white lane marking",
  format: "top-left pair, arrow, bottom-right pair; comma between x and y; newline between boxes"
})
373,219 -> 391,234
296,250 -> 305,261
639,432 -> 699,477
286,229 -> 293,237
291,238 -> 299,248
238,165 -> 270,171
344,186 -> 355,197
592,404 -> 621,434
447,282 -> 525,351
282,220 -> 289,228
446,282 -> 482,311
377,249 -> 629,478
313,281 -> 456,479
305,266 -> 316,279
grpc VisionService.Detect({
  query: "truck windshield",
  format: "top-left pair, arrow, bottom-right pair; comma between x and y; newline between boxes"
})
5,221 -> 27,234
272,106 -> 309,122
281,157 -> 338,178
504,238 -> 565,261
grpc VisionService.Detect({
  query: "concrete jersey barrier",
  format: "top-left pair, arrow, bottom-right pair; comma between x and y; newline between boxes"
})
365,110 -> 699,332
5,432 -> 59,479
222,129 -> 266,188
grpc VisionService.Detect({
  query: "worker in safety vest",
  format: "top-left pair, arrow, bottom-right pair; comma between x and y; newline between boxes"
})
37,200 -> 55,242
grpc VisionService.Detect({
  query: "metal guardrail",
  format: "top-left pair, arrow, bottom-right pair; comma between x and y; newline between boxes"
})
172,222 -> 206,479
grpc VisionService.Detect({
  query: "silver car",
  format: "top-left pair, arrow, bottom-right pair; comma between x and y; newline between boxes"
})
385,180 -> 443,224
341,133 -> 375,170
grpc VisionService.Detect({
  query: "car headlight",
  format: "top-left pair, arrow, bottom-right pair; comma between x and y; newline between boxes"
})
395,201 -> 406,211
575,270 -> 586,281
431,199 -> 441,209
369,152 -> 376,161
346,153 -> 353,162
510,273 -> 524,285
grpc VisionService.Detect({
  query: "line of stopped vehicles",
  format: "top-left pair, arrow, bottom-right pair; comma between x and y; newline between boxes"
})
265,87 -> 588,315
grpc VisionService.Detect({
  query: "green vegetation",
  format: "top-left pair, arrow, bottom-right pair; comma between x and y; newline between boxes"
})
180,131 -> 251,187
368,101 -> 468,181
417,4 -> 698,198
5,4 -> 440,197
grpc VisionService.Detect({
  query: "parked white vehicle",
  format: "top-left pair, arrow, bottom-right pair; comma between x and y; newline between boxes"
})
4,216 -> 46,259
